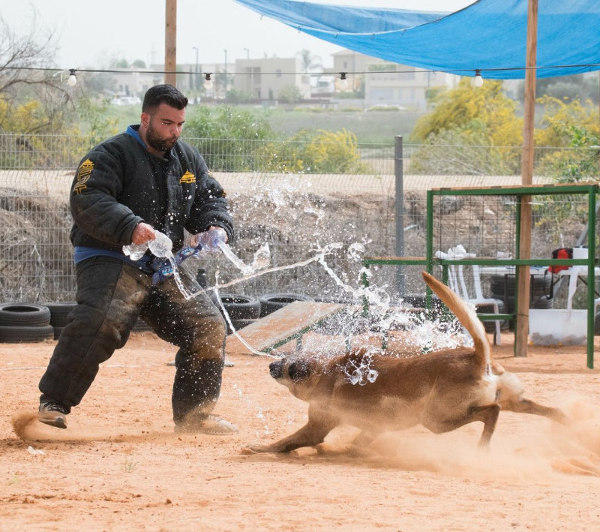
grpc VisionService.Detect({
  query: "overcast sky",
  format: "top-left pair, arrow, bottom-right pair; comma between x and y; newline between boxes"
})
2,0 -> 474,69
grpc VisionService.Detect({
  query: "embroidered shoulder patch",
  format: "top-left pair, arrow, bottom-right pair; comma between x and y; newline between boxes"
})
179,170 -> 196,184
73,158 -> 94,194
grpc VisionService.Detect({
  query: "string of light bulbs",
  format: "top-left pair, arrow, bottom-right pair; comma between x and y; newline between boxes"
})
8,62 -> 600,89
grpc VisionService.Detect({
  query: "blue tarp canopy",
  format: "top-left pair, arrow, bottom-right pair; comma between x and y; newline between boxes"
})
235,0 -> 600,79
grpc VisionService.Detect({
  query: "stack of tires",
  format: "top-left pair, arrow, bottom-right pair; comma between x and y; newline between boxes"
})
488,274 -> 553,329
258,293 -> 315,318
218,294 -> 262,334
44,302 -> 76,339
0,303 -> 54,343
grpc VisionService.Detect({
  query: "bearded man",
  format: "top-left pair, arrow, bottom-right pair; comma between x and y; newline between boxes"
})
37,84 -> 237,435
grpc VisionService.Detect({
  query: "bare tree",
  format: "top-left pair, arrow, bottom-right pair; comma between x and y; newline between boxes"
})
0,13 -> 65,100
0,12 -> 76,135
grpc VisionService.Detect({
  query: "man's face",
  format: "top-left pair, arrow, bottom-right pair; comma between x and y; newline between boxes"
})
141,102 -> 185,154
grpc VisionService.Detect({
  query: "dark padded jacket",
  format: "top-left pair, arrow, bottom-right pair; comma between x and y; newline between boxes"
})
69,126 -> 233,252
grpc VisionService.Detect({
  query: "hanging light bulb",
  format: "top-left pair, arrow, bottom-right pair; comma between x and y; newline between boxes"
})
67,69 -> 77,87
203,72 -> 213,90
473,69 -> 484,88
339,72 -> 348,91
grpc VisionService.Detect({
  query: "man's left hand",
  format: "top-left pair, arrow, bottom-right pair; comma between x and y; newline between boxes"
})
191,226 -> 228,251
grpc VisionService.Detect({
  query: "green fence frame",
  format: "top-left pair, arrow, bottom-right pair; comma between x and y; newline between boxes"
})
363,183 -> 598,369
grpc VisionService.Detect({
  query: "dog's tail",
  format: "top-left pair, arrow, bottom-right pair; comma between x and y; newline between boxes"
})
421,271 -> 491,372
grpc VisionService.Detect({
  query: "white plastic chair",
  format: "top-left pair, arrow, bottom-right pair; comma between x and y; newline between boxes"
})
454,264 -> 503,345
437,246 -> 503,345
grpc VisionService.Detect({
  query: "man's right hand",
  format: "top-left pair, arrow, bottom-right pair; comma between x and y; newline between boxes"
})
131,222 -> 156,245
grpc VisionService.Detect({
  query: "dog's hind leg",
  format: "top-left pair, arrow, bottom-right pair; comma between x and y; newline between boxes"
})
501,398 -> 568,424
423,403 -> 501,448
470,404 -> 501,447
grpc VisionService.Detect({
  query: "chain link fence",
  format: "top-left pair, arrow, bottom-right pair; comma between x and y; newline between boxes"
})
0,132 -> 597,304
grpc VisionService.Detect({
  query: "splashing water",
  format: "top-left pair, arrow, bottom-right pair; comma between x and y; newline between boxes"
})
120,212 -> 463,360
342,349 -> 380,385
217,241 -> 253,275
212,274 -> 275,358
251,243 -> 271,271
129,229 -> 465,360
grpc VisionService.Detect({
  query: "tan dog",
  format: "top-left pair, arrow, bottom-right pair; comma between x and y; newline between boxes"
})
249,271 -> 567,453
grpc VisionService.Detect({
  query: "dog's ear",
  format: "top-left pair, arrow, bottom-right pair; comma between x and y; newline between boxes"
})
288,360 -> 311,382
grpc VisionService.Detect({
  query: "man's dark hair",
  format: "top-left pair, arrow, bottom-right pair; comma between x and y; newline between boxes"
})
142,84 -> 188,112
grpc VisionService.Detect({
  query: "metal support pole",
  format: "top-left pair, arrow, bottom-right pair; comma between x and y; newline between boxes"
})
586,188 -> 596,369
394,135 -> 405,296
425,190 -> 434,309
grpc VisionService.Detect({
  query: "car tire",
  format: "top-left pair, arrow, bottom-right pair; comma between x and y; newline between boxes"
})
0,303 -> 51,327
219,294 -> 261,320
0,325 -> 55,343
43,302 -> 77,328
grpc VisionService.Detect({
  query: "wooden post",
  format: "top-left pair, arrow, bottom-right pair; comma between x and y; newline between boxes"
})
515,0 -> 538,357
165,0 -> 177,86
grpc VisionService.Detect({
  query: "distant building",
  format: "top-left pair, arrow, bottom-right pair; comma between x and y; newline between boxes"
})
171,62 -> 235,100
232,56 -> 311,101
104,49 -> 462,109
108,69 -> 162,99
331,50 -> 459,110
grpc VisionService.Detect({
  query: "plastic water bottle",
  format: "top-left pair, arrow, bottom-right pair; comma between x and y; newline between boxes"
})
123,230 -> 173,260
196,227 -> 227,251
148,231 -> 173,258
123,242 -> 149,261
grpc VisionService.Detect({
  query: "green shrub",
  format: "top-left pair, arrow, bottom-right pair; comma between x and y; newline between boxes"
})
183,106 -> 274,171
259,128 -> 369,174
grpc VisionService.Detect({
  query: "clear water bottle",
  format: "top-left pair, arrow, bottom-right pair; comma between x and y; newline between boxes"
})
196,227 -> 227,251
123,230 -> 173,260
122,242 -> 149,261
148,231 -> 173,258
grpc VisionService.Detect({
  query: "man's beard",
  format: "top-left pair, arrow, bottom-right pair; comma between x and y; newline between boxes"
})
146,122 -> 178,153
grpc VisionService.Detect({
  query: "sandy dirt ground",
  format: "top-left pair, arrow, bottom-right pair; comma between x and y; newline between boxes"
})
2,329 -> 600,531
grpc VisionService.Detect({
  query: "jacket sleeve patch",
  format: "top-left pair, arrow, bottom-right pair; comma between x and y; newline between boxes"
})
179,170 -> 196,184
73,158 -> 94,194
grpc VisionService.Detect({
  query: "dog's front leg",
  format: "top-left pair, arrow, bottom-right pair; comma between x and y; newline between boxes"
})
246,407 -> 338,453
246,421 -> 331,453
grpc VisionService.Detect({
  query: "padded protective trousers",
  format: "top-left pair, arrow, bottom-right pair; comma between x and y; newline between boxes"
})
39,256 -> 226,422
